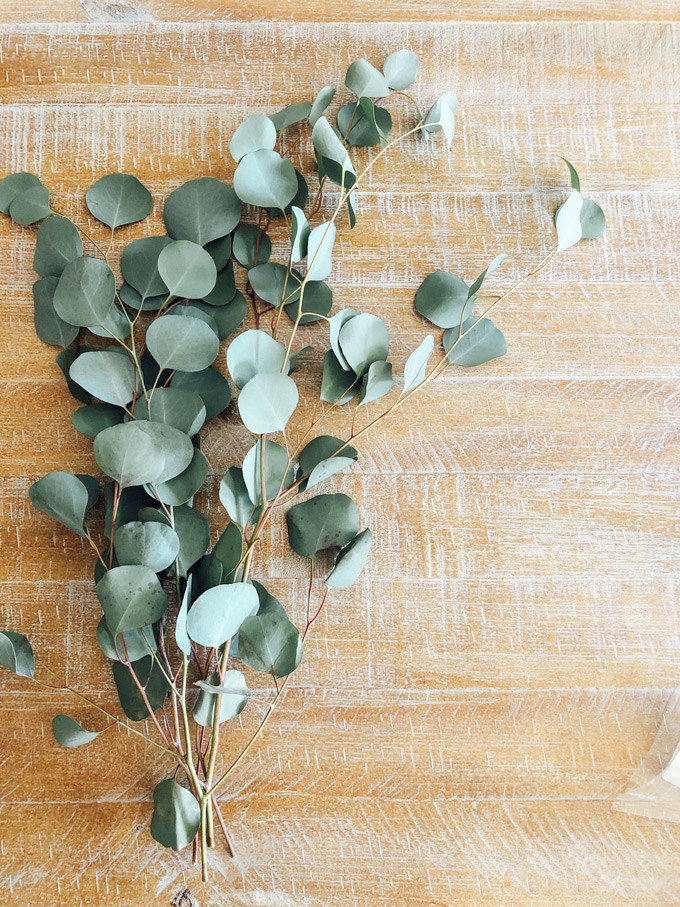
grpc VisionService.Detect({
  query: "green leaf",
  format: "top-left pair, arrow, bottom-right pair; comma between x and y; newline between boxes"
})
151,447 -> 208,507
94,421 -> 194,488
112,656 -> 169,722
338,101 -> 392,147
382,49 -> 419,90
234,150 -> 298,211
309,86 -> 336,126
120,235 -> 171,299
0,172 -> 42,214
32,277 -> 79,348
269,102 -> 312,131
306,222 -> 336,281
307,456 -> 356,489
580,198 -> 606,239
555,188 -> 584,251
561,156 -> 581,192
53,256 -> 116,327
172,505 -> 211,576
265,169 -> 308,219
186,582 -> 258,647
227,329 -> 287,388
146,312 -> 219,372
150,779 -> 201,852
338,312 -> 389,376
284,279 -> 332,325
229,115 -> 277,162
329,309 -> 359,370
193,670 -> 250,726
320,350 -> 359,405
238,373 -> 298,435
191,293 -> 245,340
289,206 -> 310,262
358,359 -> 393,406
242,439 -> 294,506
97,617 -> 156,662
286,492 -> 359,558
402,335 -> 433,394
104,484 -> 156,538
0,631 -> 34,678
326,528 -> 373,588
312,117 -> 355,176
212,522 -> 242,577
88,302 -> 131,342
237,610 -> 302,678
85,173 -> 152,229
298,435 -> 357,487
163,178 -> 241,246
171,368 -> 231,419
204,234 -> 232,271
157,240 -> 217,299
201,260 -> 236,306
444,317 -> 507,367
175,575 -> 192,656
9,184 -> 51,224
219,468 -> 254,528
57,348 -> 92,403
467,254 -> 507,299
73,403 -> 124,438
117,282 -> 166,312
423,91 -> 458,147
345,59 -> 390,98
135,387 -> 206,437
141,422 -> 196,485
114,520 -> 180,572
415,270 -> 472,329
52,714 -> 99,748
97,565 -> 168,636
76,473 -> 100,512
69,350 -> 136,407
232,223 -> 272,269
29,471 -> 92,537
249,262 -> 301,307
33,215 -> 83,278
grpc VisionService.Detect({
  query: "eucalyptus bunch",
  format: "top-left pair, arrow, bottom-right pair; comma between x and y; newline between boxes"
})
0,50 -> 605,879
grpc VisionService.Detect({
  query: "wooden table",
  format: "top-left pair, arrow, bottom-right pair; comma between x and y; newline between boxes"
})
0,3 -> 679,904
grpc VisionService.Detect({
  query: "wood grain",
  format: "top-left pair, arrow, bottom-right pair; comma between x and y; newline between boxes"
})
0,11 -> 678,907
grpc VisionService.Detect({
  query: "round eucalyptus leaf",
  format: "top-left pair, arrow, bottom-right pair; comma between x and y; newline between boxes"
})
163,177 -> 241,245
232,223 -> 272,269
52,714 -> 99,748
242,439 -> 295,506
326,527 -> 373,589
32,277 -> 79,348
345,59 -> 390,98
249,263 -> 301,307
204,234 -> 232,271
233,150 -> 298,211
337,102 -> 392,147
33,215 -> 83,278
191,291 -> 246,340
219,467 -> 254,528
136,387 -> 206,436
402,334 -> 434,393
193,670 -> 250,726
237,611 -> 302,678
171,368 -> 231,419
96,565 -> 168,636
423,91 -> 458,147
117,282 -> 166,312
0,631 -> 35,678
120,235 -> 171,299
172,504 -> 211,577
320,350 -> 359,405
298,435 -> 358,491
229,114 -> 277,163
383,49 -> 419,90
157,240 -> 217,299
286,492 -> 360,558
85,173 -> 152,229
146,312 -> 219,372
112,655 -> 168,721
114,520 -> 180,572
88,302 -> 131,342
94,422 -> 163,488
309,86 -> 336,126
555,188 -> 584,251
151,447 -> 208,507
97,616 -> 156,663
73,403 -> 124,438
226,328 -> 286,389
137,421 -> 195,485
29,471 -> 92,538
285,279 -> 333,325
444,317 -> 507,367
150,779 -> 201,852
201,260 -> 235,306
69,350 -> 136,407
306,222 -> 336,281
265,169 -> 309,219
358,360 -> 393,406
186,582 -> 259,648
269,102 -> 312,131
415,270 -> 471,329
312,117 -> 354,174
105,484 -> 157,538
238,373 -> 298,435
9,185 -> 51,224
338,312 -> 389,376
53,256 -> 116,327
0,171 -> 42,214
307,455 -> 356,489
580,198 -> 606,239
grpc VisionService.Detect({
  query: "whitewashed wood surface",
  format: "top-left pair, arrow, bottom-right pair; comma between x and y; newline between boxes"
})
0,5 -> 679,906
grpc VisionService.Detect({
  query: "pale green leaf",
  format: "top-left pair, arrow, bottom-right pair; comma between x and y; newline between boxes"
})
53,256 -> 116,327
114,520 -> 180,572
238,373 -> 298,435
33,215 -> 82,278
226,329 -> 286,389
382,49 -> 419,90
345,59 -> 390,98
309,86 -> 336,126
444,317 -> 507,367
29,471 -> 92,538
97,565 -> 168,636
286,492 -> 359,558
163,178 -> 241,245
233,150 -> 298,210
402,335 -> 434,393
237,610 -> 302,678
0,631 -> 34,678
325,527 -> 373,588
69,350 -> 136,407
52,714 -> 99,748
186,582 -> 259,647
85,173 -> 152,229
229,114 -> 277,163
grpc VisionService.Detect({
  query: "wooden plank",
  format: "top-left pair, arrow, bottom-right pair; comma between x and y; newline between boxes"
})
0,23 -> 677,106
